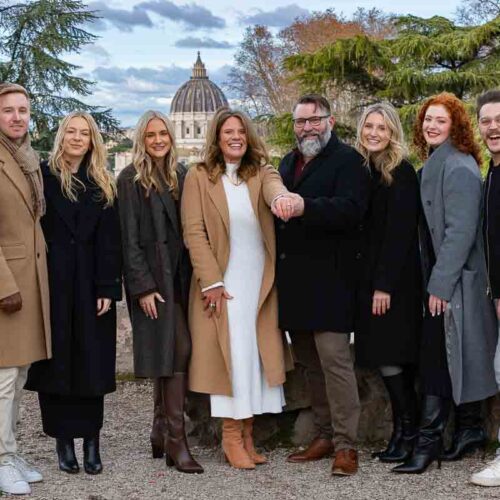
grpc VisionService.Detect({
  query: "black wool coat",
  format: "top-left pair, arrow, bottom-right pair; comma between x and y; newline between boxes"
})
117,163 -> 191,378
26,161 -> 122,397
276,133 -> 371,332
354,160 -> 422,368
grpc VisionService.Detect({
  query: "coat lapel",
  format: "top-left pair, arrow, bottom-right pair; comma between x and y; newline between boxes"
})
156,188 -> 179,237
420,140 -> 455,205
279,153 -> 295,190
208,178 -> 230,235
0,146 -> 35,219
43,172 -> 77,235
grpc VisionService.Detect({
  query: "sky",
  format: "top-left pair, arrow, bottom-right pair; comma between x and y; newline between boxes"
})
68,0 -> 465,126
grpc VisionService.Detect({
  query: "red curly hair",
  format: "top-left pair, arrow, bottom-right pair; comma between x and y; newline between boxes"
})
413,92 -> 482,166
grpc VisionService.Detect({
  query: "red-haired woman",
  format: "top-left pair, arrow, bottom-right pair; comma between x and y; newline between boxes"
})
393,93 -> 498,474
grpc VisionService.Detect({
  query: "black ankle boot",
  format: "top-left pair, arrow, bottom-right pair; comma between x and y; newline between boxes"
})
83,436 -> 103,475
442,401 -> 487,461
392,395 -> 450,474
373,372 -> 417,463
56,438 -> 79,474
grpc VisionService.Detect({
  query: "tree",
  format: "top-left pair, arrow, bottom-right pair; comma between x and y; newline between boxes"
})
285,15 -> 500,129
456,0 -> 500,25
0,0 -> 118,150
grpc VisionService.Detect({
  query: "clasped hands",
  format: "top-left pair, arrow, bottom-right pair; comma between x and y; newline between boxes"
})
271,193 -> 304,222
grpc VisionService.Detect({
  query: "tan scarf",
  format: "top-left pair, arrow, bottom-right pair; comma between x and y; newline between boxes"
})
0,83 -> 45,218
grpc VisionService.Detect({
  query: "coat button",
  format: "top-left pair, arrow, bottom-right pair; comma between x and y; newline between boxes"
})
70,238 -> 75,244
280,224 -> 286,230
431,228 -> 434,234
36,252 -> 40,258
279,253 -> 286,260
426,200 -> 432,205
356,252 -> 362,260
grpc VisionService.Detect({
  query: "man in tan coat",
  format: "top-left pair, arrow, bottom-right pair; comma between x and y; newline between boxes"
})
0,83 -> 51,495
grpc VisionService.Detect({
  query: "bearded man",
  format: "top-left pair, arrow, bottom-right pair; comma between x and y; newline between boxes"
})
275,94 -> 370,476
0,83 -> 51,495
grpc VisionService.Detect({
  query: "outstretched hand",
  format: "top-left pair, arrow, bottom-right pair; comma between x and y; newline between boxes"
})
271,193 -> 304,222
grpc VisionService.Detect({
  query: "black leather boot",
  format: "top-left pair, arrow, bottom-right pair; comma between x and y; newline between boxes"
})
83,435 -> 103,475
441,401 -> 487,461
150,378 -> 167,458
56,438 -> 79,474
164,373 -> 204,474
392,395 -> 450,474
373,372 -> 418,463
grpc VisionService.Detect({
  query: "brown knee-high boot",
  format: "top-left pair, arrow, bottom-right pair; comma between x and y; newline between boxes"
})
150,378 -> 167,458
222,418 -> 255,470
242,418 -> 267,464
164,373 -> 204,473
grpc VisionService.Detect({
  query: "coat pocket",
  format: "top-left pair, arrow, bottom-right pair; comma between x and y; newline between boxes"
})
2,244 -> 26,260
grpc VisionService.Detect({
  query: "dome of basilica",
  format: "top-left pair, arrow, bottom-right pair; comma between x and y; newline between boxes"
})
170,52 -> 228,114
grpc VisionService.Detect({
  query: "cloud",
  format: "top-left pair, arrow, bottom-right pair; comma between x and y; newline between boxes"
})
175,37 -> 234,49
88,0 -> 225,32
83,44 -> 112,65
240,4 -> 309,27
140,1 -> 225,29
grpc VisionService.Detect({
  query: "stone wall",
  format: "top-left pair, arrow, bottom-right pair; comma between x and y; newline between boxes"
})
116,300 -> 500,447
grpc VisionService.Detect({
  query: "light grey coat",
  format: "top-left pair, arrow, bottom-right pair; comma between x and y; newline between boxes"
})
420,140 -> 498,405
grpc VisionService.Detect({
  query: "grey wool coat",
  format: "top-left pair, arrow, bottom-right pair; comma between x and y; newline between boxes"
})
420,140 -> 498,405
117,164 -> 191,378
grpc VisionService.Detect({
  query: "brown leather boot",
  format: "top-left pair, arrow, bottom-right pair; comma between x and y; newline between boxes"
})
287,437 -> 335,463
242,418 -> 267,464
332,449 -> 358,476
164,373 -> 204,473
222,418 -> 256,470
150,378 -> 167,458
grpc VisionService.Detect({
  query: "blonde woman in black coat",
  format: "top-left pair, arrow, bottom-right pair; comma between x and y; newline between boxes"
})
26,112 -> 122,475
117,110 -> 203,474
355,102 -> 421,463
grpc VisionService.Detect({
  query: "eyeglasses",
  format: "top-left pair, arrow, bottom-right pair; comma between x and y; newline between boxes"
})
479,116 -> 500,127
292,115 -> 330,128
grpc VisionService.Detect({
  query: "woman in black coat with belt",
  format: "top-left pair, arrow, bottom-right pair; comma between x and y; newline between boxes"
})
354,102 -> 421,462
26,112 -> 122,474
117,110 -> 202,474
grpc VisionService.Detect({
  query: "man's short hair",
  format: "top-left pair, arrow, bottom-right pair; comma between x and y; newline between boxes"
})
293,94 -> 331,116
477,89 -> 500,118
0,82 -> 30,102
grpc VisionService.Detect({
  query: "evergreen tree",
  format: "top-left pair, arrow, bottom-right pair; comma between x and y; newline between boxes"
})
285,15 -> 500,128
0,0 -> 118,150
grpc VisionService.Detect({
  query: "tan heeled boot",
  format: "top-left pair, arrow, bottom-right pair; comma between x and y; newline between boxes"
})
221,419 -> 255,470
242,418 -> 267,464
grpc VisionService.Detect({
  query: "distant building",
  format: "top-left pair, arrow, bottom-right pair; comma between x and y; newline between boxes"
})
170,52 -> 228,157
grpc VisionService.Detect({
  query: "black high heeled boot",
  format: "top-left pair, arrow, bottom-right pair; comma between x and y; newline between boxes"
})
373,372 -> 418,463
441,401 -> 487,461
392,395 -> 450,474
150,378 -> 167,458
83,435 -> 103,475
56,438 -> 79,474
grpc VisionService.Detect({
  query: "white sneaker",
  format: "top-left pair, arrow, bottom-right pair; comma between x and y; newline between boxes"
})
0,461 -> 31,495
12,454 -> 43,483
470,455 -> 500,487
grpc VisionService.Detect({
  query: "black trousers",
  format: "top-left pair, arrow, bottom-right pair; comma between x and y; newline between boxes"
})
38,392 -> 104,439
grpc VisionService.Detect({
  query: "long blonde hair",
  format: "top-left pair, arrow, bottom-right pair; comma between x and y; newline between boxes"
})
355,102 -> 407,186
200,107 -> 269,182
49,112 -> 116,206
132,110 -> 179,199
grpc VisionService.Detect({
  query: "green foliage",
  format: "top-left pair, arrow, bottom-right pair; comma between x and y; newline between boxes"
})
0,0 -> 118,149
285,15 -> 500,132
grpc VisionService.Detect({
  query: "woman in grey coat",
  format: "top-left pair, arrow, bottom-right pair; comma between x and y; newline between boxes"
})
393,93 -> 498,474
117,111 -> 203,474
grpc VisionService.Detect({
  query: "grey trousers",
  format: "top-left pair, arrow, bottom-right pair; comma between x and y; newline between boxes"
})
291,331 -> 360,450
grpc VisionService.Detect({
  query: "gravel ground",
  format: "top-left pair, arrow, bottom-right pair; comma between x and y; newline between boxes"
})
10,381 -> 499,500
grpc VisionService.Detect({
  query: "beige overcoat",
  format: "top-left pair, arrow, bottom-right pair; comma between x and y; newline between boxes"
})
0,143 -> 51,367
181,164 -> 291,396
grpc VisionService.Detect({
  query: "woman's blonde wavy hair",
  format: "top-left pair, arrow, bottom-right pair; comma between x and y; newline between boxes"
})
355,102 -> 407,186
132,110 -> 179,199
199,107 -> 269,182
49,112 -> 116,206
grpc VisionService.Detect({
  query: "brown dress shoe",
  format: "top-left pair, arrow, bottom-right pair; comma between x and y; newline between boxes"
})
331,449 -> 358,476
287,437 -> 335,463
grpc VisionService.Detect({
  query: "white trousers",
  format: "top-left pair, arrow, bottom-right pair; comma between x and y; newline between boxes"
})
0,365 -> 29,460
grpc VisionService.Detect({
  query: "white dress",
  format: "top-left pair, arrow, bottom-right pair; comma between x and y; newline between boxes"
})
210,163 -> 285,419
